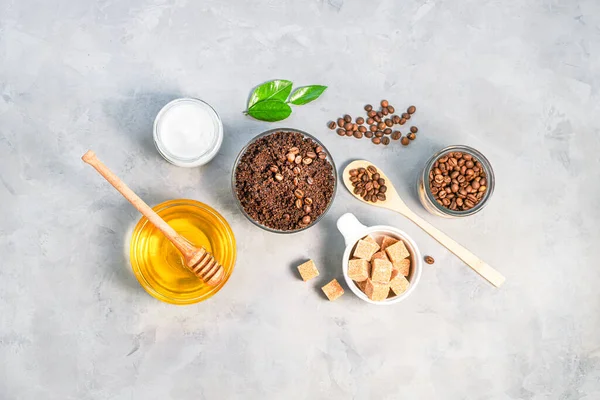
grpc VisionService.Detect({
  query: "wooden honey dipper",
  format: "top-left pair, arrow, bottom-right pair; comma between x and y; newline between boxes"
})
82,150 -> 225,286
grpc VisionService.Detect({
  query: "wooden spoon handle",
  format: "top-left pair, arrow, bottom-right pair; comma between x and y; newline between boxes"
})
402,208 -> 505,287
81,150 -> 195,258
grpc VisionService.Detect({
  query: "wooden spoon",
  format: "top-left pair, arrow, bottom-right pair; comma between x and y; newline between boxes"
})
82,150 -> 224,286
343,160 -> 505,287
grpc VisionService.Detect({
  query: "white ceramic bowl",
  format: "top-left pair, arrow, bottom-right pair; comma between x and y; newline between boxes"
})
336,213 -> 423,305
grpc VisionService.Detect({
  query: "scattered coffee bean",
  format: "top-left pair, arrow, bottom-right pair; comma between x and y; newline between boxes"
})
367,117 -> 374,125
345,130 -> 353,137
367,110 -> 377,118
383,128 -> 392,135
391,131 -> 401,140
303,204 -> 312,213
400,118 -> 406,125
378,122 -> 386,130
365,104 -> 373,112
359,126 -> 367,133
370,125 -> 377,132
344,115 -> 352,123
365,131 -> 373,138
401,112 -> 410,119
387,106 -> 395,113
295,155 -> 302,164
410,126 -> 418,133
353,131 -> 363,139
382,137 -> 390,145
424,255 -> 435,264
344,122 -> 353,131
381,100 -> 389,108
336,128 -> 345,136
385,119 -> 393,127
375,131 -> 384,138
356,117 -> 365,124
328,121 -> 336,129
275,173 -> 284,181
337,118 -> 345,127
269,165 -> 279,173
407,105 -> 416,114
372,137 -> 381,145
293,166 -> 301,175
401,137 -> 410,146
307,177 -> 314,185
408,132 -> 416,140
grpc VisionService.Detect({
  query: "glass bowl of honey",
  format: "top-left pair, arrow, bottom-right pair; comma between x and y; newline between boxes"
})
129,199 -> 236,305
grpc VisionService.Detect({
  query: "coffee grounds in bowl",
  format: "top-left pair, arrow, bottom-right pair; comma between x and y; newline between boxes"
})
235,131 -> 335,231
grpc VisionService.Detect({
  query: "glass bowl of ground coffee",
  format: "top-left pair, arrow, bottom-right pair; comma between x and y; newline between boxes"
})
232,128 -> 337,233
417,145 -> 495,218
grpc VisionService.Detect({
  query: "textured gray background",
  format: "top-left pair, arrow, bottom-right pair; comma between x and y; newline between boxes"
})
1,0 -> 600,399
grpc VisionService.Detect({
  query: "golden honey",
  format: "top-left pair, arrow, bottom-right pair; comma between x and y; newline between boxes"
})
130,199 -> 236,305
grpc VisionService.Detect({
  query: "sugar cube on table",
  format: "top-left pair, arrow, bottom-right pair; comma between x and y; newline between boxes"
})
322,279 -> 344,301
297,259 -> 319,282
348,259 -> 370,282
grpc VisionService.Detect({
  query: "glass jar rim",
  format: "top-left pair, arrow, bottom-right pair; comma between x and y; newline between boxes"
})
422,145 -> 495,217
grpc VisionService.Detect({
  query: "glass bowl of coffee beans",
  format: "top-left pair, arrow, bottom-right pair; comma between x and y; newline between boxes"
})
232,128 -> 337,233
418,145 -> 495,218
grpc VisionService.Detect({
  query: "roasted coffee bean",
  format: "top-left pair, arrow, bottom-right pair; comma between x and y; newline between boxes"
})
344,115 -> 352,123
384,128 -> 392,135
368,110 -> 377,118
378,178 -> 385,185
378,122 -> 386,130
287,152 -> 296,162
344,122 -> 353,131
302,215 -> 311,224
352,123 -> 359,131
387,106 -> 395,113
353,186 -> 361,195
365,104 -> 373,112
365,131 -> 373,138
370,125 -> 378,132
349,169 -> 358,176
307,151 -> 317,159
401,112 -> 410,119
337,118 -> 345,127
372,172 -> 380,180
367,165 -> 377,174
356,117 -> 365,124
381,100 -> 389,108
367,118 -> 375,125
318,151 -> 327,159
374,115 -> 381,122
400,118 -> 406,125
385,119 -> 393,127
375,131 -> 384,138
294,189 -> 304,198
350,176 -> 358,183
407,132 -> 416,140
269,165 -> 279,173
382,137 -> 390,145
408,105 -> 416,114
382,108 -> 389,116
303,157 -> 313,165
345,130 -> 353,137
275,173 -> 284,181
365,182 -> 373,191
307,177 -> 314,185
401,137 -> 410,146
295,155 -> 302,164
304,204 -> 312,213
328,121 -> 336,129
316,146 -> 323,153
372,137 -> 381,145
410,126 -> 418,133
295,198 -> 303,209
289,147 -> 300,155
377,111 -> 383,118
391,131 -> 401,140
358,126 -> 367,133
293,166 -> 301,175
283,213 -> 291,221
353,131 -> 363,139
373,180 -> 380,189
424,255 -> 434,264
377,193 -> 386,201
393,115 -> 401,124
336,128 -> 345,136
358,167 -> 366,174
305,197 -> 313,205
379,185 -> 387,193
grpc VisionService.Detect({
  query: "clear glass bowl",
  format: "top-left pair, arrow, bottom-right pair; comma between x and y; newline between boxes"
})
231,128 -> 338,234
417,145 -> 495,218
129,199 -> 236,304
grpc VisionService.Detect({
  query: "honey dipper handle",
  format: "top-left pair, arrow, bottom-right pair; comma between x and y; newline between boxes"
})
402,208 -> 506,287
81,150 -> 196,258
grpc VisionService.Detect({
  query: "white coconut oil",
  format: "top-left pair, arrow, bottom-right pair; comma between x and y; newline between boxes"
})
153,98 -> 223,167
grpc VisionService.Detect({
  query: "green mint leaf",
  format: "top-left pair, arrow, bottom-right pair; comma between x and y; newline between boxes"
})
247,99 -> 292,122
289,85 -> 327,105
247,80 -> 293,108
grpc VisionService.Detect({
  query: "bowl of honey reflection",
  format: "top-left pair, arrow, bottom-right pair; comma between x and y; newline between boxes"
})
130,199 -> 236,305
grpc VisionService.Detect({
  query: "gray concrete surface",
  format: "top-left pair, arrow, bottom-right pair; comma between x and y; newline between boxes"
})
2,0 -> 600,399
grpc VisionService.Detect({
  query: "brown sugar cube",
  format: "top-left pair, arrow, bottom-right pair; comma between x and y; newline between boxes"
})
356,280 -> 367,293
353,239 -> 380,260
371,258 -> 393,283
381,235 -> 399,250
371,251 -> 389,262
393,258 -> 411,277
364,278 -> 390,301
322,279 -> 344,301
297,259 -> 319,281
390,275 -> 410,296
348,259 -> 370,282
385,240 -> 410,264
362,235 -> 377,245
